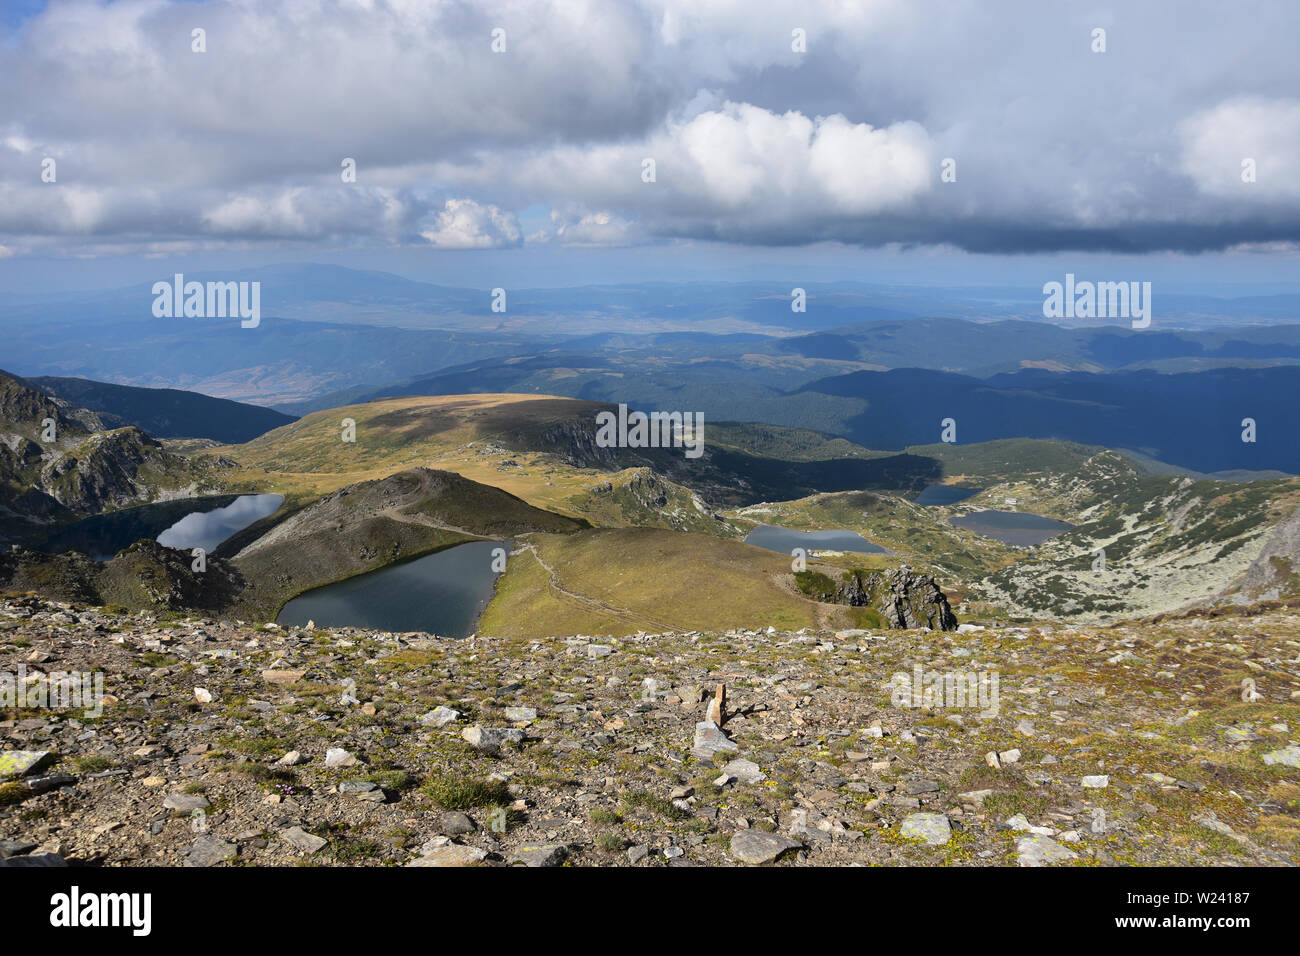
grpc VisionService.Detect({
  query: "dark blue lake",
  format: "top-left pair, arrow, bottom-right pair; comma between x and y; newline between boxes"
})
915,485 -> 982,506
156,494 -> 283,553
744,525 -> 887,555
29,493 -> 282,560
276,540 -> 507,636
948,509 -> 1073,546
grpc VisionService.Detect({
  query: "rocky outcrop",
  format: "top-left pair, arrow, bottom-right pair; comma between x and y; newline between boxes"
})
0,539 -> 243,613
0,369 -> 226,533
577,467 -> 735,537
1226,504 -> 1300,603
798,564 -> 958,630
875,566 -> 959,631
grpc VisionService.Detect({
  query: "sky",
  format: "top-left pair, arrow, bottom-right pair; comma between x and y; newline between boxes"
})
1,0 -> 1298,293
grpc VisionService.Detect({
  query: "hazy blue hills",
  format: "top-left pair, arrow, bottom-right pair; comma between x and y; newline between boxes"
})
776,318 -> 1300,375
4,266 -> 1300,410
343,350 -> 1300,475
797,366 -> 1298,475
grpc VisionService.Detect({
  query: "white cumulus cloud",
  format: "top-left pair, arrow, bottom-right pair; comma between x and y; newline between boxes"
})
419,199 -> 522,250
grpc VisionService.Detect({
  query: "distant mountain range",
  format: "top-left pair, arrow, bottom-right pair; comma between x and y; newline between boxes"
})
793,366 -> 1299,475
3,265 -> 1299,409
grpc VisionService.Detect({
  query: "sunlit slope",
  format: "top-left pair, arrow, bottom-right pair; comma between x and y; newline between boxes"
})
479,527 -> 873,638
206,392 -> 940,526
208,393 -> 664,521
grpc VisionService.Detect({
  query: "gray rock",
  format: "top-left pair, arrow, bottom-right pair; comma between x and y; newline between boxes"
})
1016,834 -> 1079,867
627,844 -> 650,864
163,793 -> 210,812
462,726 -> 526,752
508,842 -> 568,867
587,644 -> 614,659
441,811 -> 476,836
20,772 -> 75,796
692,721 -> 738,759
504,706 -> 538,722
1223,725 -> 1260,744
0,750 -> 52,779
0,839 -> 38,859
900,812 -> 951,846
721,758 -> 766,784
407,843 -> 487,867
280,826 -> 328,855
0,853 -> 66,867
419,706 -> 461,728
1262,745 -> 1300,768
339,779 -> 388,802
1081,775 -> 1109,789
729,829 -> 802,865
185,834 -> 237,867
324,747 -> 357,768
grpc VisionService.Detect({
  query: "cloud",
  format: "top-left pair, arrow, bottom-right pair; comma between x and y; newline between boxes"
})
435,102 -> 935,242
1180,98 -> 1300,201
419,199 -> 522,250
548,209 -> 640,246
0,0 -> 1297,255
202,186 -> 414,239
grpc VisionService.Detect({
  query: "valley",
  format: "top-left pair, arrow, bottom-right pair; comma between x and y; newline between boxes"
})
5,370 -> 1299,638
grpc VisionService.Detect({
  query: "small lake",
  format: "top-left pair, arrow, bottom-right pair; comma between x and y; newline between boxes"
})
156,494 -> 284,553
276,540 -> 507,636
744,525 -> 887,555
948,509 -> 1073,546
29,493 -> 282,560
915,485 -> 982,506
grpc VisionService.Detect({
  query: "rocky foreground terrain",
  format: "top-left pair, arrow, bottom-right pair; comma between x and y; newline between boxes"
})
2,595 -> 1299,867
